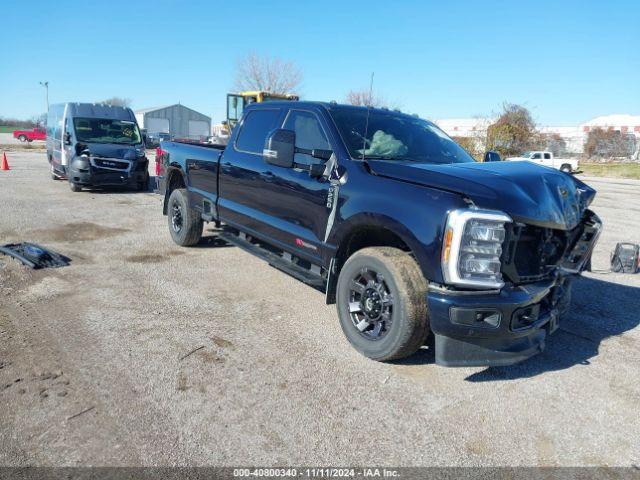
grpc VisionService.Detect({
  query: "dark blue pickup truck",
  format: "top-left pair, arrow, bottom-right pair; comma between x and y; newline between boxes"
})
158,101 -> 601,367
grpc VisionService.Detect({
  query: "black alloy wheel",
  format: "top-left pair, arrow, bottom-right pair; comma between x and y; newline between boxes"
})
348,267 -> 394,340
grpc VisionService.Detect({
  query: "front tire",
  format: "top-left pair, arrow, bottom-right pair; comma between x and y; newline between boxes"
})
560,164 -> 572,173
167,188 -> 202,246
336,247 -> 429,361
137,172 -> 149,192
69,182 -> 82,192
50,165 -> 60,181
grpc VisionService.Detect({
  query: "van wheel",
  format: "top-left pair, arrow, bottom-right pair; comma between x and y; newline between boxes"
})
336,247 -> 429,361
560,164 -> 572,173
167,188 -> 202,246
69,182 -> 82,192
137,173 -> 149,192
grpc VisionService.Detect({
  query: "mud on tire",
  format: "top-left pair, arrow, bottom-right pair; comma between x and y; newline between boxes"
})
336,247 -> 430,361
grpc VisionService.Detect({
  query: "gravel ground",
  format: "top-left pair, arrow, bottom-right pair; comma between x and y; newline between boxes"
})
0,152 -> 639,467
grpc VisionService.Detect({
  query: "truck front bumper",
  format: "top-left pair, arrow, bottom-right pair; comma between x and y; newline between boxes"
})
427,275 -> 572,367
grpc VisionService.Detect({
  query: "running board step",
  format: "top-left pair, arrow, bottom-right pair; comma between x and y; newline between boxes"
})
218,231 -> 326,291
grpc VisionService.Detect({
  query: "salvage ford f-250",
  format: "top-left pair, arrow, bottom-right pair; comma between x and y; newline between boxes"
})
158,102 -> 601,367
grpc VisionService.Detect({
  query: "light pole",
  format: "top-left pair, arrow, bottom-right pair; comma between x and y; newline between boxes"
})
39,81 -> 49,113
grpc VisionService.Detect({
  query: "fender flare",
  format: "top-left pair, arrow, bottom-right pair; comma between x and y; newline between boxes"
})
162,164 -> 187,215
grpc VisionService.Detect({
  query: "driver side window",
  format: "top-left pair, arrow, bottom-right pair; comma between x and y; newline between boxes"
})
283,110 -> 329,164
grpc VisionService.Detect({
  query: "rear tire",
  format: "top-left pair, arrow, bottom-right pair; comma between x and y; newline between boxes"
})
18,135 -> 26,142
167,188 -> 202,246
336,247 -> 430,361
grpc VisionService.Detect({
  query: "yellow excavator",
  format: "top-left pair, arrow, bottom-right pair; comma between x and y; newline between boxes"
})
224,91 -> 299,134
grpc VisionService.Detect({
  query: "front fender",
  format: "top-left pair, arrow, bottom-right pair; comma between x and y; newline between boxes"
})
329,180 -> 468,283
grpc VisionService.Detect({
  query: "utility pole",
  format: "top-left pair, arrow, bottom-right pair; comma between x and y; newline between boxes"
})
39,81 -> 49,113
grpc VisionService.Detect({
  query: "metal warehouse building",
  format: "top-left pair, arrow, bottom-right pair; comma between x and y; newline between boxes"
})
135,104 -> 211,139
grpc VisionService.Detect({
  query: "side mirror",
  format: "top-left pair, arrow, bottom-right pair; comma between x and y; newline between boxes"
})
483,150 -> 501,162
263,129 -> 295,168
64,132 -> 72,145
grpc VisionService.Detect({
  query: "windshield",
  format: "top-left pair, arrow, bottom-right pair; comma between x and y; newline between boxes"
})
73,118 -> 142,145
328,106 -> 475,164
521,151 -> 532,158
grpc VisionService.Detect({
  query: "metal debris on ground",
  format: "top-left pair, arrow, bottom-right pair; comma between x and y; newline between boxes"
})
0,242 -> 71,269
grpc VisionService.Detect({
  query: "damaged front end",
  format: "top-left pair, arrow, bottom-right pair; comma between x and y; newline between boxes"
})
502,209 -> 602,282
428,187 -> 602,367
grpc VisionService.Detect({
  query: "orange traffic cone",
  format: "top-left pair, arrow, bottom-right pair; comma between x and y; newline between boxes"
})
0,152 -> 9,171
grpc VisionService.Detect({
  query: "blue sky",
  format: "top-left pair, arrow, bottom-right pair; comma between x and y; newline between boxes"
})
1,0 -> 638,125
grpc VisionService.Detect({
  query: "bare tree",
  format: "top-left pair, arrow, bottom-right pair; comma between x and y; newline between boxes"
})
585,127 -> 636,159
97,97 -> 132,107
345,89 -> 390,108
543,133 -> 567,157
233,53 -> 303,94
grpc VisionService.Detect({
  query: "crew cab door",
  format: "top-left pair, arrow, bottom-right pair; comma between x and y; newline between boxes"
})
217,106 -> 333,264
256,108 -> 333,262
217,107 -> 285,235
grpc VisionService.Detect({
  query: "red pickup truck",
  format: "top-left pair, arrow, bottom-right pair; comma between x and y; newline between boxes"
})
13,127 -> 46,142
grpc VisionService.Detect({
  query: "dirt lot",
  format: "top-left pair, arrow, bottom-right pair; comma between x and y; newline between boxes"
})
0,151 -> 639,467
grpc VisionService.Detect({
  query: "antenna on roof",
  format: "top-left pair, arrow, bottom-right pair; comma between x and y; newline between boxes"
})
361,72 -> 374,161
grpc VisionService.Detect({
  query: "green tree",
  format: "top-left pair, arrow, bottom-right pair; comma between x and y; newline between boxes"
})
452,136 -> 482,161
486,103 -> 539,158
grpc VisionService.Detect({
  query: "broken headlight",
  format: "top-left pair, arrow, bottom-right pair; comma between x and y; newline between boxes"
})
442,209 -> 512,289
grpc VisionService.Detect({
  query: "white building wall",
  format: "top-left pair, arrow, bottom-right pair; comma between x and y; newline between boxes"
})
435,114 -> 640,156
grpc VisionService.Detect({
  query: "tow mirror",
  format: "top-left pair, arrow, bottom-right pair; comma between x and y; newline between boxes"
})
311,149 -> 332,161
483,150 -> 501,162
263,129 -> 295,168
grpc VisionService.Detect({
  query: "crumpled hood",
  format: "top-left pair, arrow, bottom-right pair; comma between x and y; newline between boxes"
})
83,143 -> 144,160
366,160 -> 596,230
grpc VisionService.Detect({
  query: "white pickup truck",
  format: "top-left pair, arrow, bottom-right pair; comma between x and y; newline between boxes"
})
505,151 -> 578,173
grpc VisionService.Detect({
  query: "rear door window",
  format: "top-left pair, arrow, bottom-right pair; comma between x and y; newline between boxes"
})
235,109 -> 281,154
